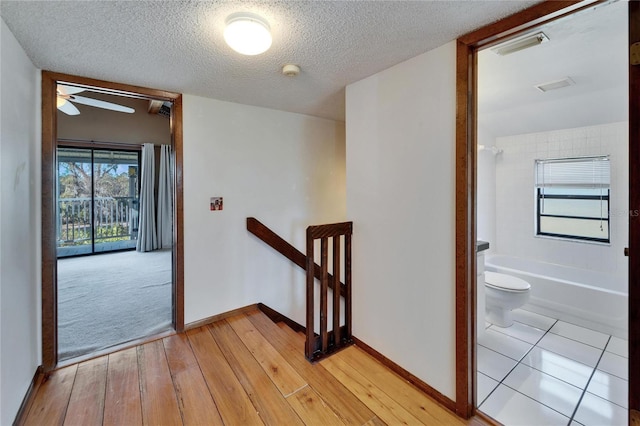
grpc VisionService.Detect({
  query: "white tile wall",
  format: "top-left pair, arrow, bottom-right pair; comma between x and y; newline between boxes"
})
490,122 -> 629,291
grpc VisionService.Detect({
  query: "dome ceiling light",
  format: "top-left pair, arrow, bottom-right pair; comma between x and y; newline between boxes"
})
224,12 -> 272,56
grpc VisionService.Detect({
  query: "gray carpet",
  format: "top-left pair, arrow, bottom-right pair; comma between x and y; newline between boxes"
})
57,249 -> 172,360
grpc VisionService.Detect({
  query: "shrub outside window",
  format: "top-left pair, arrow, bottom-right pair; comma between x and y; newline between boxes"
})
535,156 -> 610,243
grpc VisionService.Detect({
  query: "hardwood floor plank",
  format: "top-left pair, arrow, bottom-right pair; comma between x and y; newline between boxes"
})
186,326 -> 264,426
63,357 -> 107,426
336,346 -> 466,425
24,365 -> 77,426
104,348 -> 142,426
320,354 -> 425,425
137,340 -> 182,426
364,416 -> 388,426
286,385 -> 346,426
21,310 -> 484,426
227,314 -> 307,396
246,310 -> 376,426
208,320 -> 305,426
163,334 -> 224,426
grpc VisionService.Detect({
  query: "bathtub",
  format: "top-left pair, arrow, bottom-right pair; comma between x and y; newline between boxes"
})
484,254 -> 628,338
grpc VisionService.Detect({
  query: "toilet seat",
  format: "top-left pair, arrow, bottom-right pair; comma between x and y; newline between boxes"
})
485,271 -> 530,293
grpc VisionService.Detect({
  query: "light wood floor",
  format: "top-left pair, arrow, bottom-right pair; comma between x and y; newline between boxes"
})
21,310 -> 485,425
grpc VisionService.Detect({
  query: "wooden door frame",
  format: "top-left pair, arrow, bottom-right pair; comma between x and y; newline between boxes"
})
454,0 -> 632,418
41,71 -> 184,371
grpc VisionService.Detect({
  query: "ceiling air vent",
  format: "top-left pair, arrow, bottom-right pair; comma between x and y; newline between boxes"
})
534,77 -> 575,93
492,32 -> 549,56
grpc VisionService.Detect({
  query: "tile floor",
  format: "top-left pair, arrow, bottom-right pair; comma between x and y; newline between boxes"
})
477,308 -> 628,426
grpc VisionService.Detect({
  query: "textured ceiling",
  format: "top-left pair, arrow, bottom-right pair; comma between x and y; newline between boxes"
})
0,0 -> 541,122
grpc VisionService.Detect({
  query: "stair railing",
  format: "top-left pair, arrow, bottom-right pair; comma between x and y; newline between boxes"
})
305,222 -> 353,361
246,217 -> 353,361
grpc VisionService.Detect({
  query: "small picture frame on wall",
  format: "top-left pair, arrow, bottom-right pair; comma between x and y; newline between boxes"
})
210,197 -> 223,211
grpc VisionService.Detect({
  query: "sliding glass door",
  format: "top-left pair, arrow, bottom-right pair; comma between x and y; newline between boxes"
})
57,146 -> 140,257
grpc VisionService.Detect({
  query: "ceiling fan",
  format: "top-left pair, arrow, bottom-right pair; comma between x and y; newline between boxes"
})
56,84 -> 135,116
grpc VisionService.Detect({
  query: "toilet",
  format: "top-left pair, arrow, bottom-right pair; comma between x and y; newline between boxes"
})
484,271 -> 531,328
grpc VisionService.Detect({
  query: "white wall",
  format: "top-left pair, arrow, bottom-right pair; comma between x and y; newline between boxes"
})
494,122 -> 629,290
183,95 -> 346,325
346,42 -> 457,399
0,19 -> 41,425
477,124 -> 497,249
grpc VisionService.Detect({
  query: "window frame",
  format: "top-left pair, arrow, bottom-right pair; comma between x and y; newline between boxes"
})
534,155 -> 611,244
535,187 -> 611,243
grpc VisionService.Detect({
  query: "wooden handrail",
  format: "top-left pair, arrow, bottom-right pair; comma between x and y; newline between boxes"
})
246,217 -> 346,297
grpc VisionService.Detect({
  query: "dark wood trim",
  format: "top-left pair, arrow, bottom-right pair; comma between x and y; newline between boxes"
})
184,304 -> 259,331
459,1 -> 594,47
43,72 -> 178,101
474,410 -> 501,426
41,72 -> 58,372
455,39 -> 475,419
454,0 -> 595,418
40,71 -> 184,371
172,94 -> 185,332
246,217 -> 346,296
352,336 -> 457,413
257,303 -> 306,333
13,366 -> 44,426
630,0 -> 640,416
307,221 -> 353,239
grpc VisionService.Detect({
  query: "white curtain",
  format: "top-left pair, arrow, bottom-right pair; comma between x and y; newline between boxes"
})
156,145 -> 173,249
137,143 -> 157,252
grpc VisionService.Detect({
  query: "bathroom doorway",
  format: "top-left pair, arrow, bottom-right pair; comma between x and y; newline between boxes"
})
472,2 -> 629,424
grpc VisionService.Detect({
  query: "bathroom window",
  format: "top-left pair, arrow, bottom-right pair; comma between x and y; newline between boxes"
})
535,156 -> 610,243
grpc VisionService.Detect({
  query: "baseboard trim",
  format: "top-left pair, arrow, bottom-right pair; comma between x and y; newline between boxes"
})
13,365 -> 44,426
474,409 -> 501,426
184,304 -> 259,331
351,336 -> 457,414
257,303 -> 306,333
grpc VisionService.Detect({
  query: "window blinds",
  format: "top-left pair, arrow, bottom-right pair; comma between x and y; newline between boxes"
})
535,156 -> 610,188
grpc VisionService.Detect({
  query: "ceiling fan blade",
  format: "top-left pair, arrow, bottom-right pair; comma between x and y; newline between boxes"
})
57,99 -> 80,115
57,84 -> 85,96
69,95 -> 135,114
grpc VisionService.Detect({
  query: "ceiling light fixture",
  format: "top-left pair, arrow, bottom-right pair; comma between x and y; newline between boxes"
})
224,12 -> 272,56
492,32 -> 549,56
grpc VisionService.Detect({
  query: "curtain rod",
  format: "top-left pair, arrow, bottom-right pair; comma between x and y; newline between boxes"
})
57,138 -> 144,148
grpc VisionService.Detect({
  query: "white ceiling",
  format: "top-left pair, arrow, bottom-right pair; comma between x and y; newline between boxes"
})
0,0 -> 542,122
478,1 -> 628,138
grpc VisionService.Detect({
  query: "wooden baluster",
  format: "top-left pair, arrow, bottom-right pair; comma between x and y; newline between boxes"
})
333,236 -> 341,347
305,229 -> 315,360
345,232 -> 352,339
320,237 -> 329,353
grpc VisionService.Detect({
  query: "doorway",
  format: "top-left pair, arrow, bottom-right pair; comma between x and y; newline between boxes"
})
41,71 -> 184,370
474,2 -> 628,423
455,0 -> 639,422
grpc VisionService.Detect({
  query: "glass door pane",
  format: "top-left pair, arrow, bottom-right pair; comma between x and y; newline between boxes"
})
92,149 -> 139,253
57,147 -> 93,257
56,147 -> 140,257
